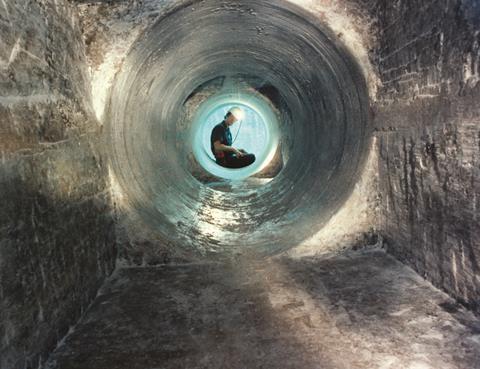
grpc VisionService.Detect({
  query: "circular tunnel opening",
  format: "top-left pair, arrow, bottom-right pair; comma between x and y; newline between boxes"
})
106,0 -> 371,257
191,88 -> 280,180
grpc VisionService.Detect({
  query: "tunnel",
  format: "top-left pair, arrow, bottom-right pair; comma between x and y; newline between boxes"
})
106,0 -> 370,257
2,0 -> 480,368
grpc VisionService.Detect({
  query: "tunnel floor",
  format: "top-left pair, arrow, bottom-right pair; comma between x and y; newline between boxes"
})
45,249 -> 480,369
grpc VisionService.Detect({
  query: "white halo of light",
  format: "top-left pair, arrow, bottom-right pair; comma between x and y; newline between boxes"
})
228,106 -> 246,121
190,91 -> 280,180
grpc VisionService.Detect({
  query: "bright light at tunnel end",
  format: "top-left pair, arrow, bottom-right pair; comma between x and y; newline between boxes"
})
190,90 -> 280,181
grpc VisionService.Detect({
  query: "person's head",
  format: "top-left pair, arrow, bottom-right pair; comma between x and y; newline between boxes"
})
224,107 -> 245,126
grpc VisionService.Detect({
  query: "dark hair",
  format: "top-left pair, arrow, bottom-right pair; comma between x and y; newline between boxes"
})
224,112 -> 232,120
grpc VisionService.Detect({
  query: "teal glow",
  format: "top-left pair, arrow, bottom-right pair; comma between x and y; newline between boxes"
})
191,91 -> 280,180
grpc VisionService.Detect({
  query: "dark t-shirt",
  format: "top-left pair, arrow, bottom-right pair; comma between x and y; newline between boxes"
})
210,121 -> 232,159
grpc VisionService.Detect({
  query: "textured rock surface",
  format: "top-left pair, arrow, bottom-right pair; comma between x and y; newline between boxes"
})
371,0 -> 480,314
0,1 -> 116,368
45,250 -> 480,369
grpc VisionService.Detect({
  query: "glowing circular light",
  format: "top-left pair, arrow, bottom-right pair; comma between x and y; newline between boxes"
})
228,106 -> 246,121
190,91 -> 280,180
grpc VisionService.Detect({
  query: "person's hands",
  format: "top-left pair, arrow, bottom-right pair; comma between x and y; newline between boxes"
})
234,149 -> 245,157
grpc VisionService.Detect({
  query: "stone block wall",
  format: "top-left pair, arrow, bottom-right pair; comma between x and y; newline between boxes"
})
371,0 -> 480,313
0,1 -> 116,368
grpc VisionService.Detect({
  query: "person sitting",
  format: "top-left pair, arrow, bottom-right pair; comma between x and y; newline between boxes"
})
210,107 -> 256,169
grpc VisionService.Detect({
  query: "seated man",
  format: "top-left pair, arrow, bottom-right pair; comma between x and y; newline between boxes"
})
210,107 -> 256,169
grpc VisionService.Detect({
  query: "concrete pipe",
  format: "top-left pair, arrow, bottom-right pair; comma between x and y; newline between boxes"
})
106,0 -> 371,257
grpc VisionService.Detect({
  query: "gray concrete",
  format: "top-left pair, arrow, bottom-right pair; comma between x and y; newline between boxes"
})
370,0 -> 480,314
46,250 -> 480,369
0,1 -> 116,368
2,0 -> 480,368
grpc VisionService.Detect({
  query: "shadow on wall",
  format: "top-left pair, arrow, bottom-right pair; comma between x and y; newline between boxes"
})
0,136 -> 116,369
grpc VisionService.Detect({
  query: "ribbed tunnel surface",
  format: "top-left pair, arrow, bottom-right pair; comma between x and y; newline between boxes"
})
107,0 -> 370,257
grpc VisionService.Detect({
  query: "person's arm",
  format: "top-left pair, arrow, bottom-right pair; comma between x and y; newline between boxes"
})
214,141 -> 244,156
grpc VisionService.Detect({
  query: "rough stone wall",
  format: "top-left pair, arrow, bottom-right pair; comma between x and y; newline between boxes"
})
0,1 -> 117,368
371,0 -> 480,313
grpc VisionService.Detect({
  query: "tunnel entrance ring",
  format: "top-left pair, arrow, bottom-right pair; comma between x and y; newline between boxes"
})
190,91 -> 280,180
106,0 -> 371,257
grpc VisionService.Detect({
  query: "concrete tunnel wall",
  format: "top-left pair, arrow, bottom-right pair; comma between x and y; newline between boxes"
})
1,0 -> 479,368
369,0 -> 480,314
105,0 -> 372,259
0,1 -> 117,368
